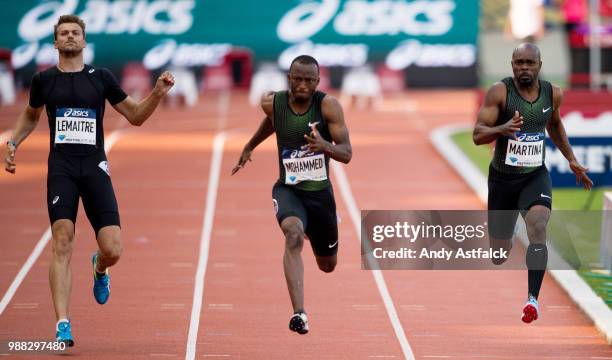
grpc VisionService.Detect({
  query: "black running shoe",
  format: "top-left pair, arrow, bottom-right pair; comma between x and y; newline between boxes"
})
289,312 -> 309,334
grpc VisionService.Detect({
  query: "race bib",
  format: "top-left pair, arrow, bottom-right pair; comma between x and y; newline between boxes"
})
505,132 -> 544,167
55,108 -> 96,145
282,148 -> 327,185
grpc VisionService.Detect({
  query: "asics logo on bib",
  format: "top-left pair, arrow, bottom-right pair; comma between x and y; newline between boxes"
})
63,108 -> 90,117
290,149 -> 314,158
516,133 -> 542,142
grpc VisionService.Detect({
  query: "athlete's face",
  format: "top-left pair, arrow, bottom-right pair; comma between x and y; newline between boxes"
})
511,49 -> 541,87
54,23 -> 86,56
288,62 -> 319,102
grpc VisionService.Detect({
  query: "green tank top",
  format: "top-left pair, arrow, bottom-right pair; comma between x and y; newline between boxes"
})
491,77 -> 553,174
273,90 -> 332,191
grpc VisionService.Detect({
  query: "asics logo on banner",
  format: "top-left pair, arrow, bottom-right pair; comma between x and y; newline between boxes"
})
517,133 -> 542,142
63,108 -> 90,118
277,0 -> 456,43
18,0 -> 195,42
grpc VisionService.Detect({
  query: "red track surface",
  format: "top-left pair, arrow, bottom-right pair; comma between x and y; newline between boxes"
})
0,90 -> 610,359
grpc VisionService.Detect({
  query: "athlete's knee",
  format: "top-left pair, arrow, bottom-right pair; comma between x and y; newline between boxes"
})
51,222 -> 74,259
526,215 -> 547,244
98,227 -> 123,263
284,228 -> 304,252
281,219 -> 304,252
101,243 -> 122,264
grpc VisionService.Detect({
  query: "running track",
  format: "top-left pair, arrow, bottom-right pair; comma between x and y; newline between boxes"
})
0,91 -> 610,359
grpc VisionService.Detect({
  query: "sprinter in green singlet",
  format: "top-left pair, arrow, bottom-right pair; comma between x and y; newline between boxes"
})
232,55 -> 352,334
473,43 -> 592,323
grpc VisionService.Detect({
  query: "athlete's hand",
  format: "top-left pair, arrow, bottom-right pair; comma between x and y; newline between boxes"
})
499,111 -> 523,139
569,160 -> 593,190
4,141 -> 16,174
231,146 -> 253,175
302,125 -> 330,153
154,71 -> 175,96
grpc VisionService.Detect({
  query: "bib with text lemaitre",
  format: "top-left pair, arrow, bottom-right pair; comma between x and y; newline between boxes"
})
55,107 -> 96,145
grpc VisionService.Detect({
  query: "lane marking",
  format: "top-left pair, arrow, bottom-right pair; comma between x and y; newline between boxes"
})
331,161 -> 415,360
0,130 -> 125,316
185,132 -> 227,360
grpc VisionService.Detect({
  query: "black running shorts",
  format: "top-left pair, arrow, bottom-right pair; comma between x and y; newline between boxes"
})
487,165 -> 552,240
272,182 -> 338,257
47,151 -> 120,234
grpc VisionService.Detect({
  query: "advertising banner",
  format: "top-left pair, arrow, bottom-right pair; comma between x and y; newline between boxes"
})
1,0 -> 479,87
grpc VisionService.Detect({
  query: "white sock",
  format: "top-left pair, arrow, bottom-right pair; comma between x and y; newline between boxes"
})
56,319 -> 69,330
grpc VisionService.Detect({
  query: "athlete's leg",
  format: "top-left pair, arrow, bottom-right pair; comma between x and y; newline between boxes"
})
95,225 -> 122,271
524,205 -> 550,299
487,168 -> 519,265
281,217 -> 306,312
49,219 -> 75,321
304,187 -> 339,273
519,168 -> 552,299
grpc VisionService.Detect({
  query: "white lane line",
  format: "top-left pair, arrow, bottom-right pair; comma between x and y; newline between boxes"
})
185,132 -> 227,360
331,162 -> 415,360
0,130 -> 125,316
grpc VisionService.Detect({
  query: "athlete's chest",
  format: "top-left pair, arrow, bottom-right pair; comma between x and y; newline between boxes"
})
277,113 -> 323,141
46,75 -> 103,109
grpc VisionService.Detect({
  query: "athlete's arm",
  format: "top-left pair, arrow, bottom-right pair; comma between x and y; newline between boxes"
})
231,92 -> 276,175
546,86 -> 592,190
112,71 -> 174,126
4,105 -> 44,174
473,82 -> 523,145
303,95 -> 352,164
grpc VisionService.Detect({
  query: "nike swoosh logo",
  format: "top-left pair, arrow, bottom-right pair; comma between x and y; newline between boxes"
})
328,240 -> 338,248
540,193 -> 551,199
542,107 -> 551,113
89,69 -> 95,73
534,248 -> 542,252
308,122 -> 320,128
52,196 -> 59,205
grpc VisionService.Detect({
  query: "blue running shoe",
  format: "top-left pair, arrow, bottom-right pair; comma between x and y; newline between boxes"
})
92,253 -> 110,305
521,295 -> 539,323
56,320 -> 74,347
